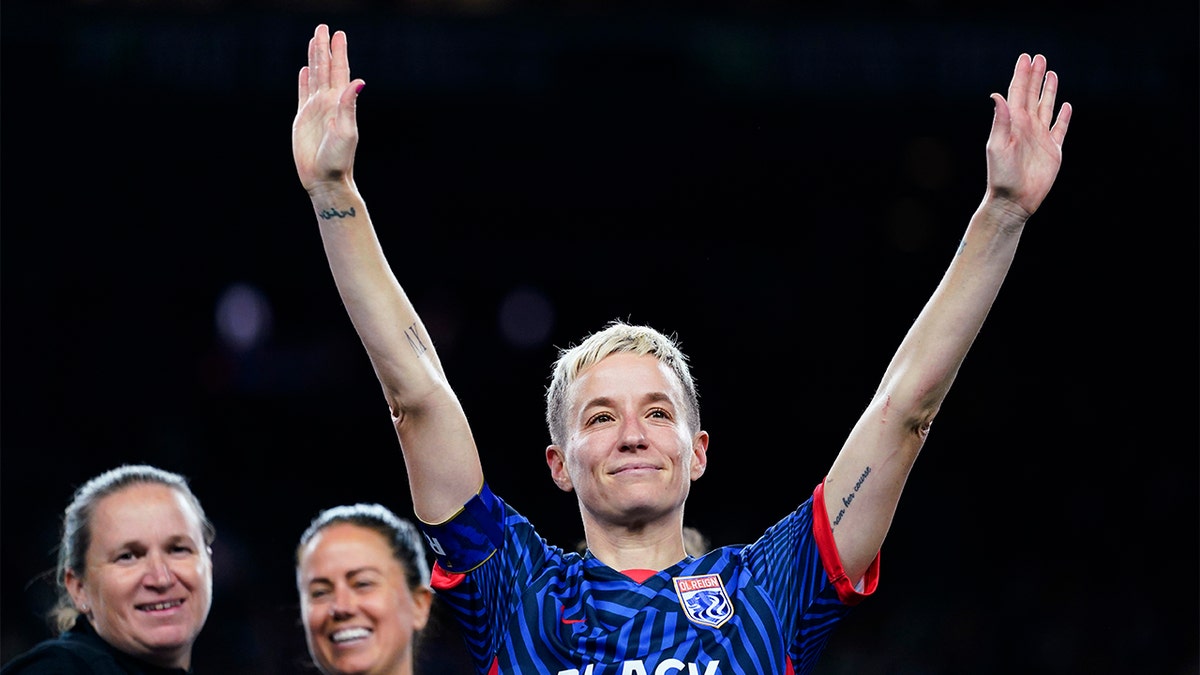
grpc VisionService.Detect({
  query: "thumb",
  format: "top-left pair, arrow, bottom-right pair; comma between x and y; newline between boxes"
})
340,79 -> 365,109
336,79 -> 364,129
989,92 -> 1011,137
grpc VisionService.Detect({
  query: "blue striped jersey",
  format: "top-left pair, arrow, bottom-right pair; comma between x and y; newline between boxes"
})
420,482 -> 878,675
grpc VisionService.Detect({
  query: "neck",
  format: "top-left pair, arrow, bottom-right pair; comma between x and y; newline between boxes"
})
582,521 -> 689,572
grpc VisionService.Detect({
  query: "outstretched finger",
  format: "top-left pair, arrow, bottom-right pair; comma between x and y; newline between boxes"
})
305,34 -> 316,93
1050,101 -> 1072,147
330,29 -> 351,93
306,30 -> 317,90
989,91 -> 1012,143
309,24 -> 331,91
337,78 -> 366,132
1037,68 -> 1059,130
1006,53 -> 1032,112
1025,54 -> 1047,115
298,65 -> 310,105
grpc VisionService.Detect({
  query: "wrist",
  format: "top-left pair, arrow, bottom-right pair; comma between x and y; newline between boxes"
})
975,194 -> 1032,232
308,181 -> 365,223
307,179 -> 360,207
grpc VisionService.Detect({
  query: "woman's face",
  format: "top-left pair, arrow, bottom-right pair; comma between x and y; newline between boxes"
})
547,352 -> 707,527
298,523 -> 432,675
65,483 -> 213,669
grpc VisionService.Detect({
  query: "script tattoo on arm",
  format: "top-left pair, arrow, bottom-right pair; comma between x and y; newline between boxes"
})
830,466 -> 872,531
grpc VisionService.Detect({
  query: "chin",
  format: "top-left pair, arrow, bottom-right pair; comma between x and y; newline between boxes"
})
617,499 -> 672,520
325,654 -> 378,675
140,627 -> 195,651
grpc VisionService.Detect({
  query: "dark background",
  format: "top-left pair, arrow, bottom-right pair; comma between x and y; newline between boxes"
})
3,1 -> 1196,673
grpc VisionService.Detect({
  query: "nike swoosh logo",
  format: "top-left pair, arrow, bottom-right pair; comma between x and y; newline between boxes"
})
559,604 -> 586,625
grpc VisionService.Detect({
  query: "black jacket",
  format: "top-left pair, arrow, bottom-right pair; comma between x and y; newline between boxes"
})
0,617 -> 193,675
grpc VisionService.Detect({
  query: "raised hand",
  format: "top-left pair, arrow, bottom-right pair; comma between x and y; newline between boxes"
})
985,53 -> 1073,218
293,24 -> 364,194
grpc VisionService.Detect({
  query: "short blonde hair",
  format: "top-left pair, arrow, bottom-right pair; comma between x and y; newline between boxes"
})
545,320 -> 700,447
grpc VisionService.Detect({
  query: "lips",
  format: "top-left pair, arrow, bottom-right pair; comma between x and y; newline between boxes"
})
610,463 -> 660,475
137,599 -> 184,612
331,626 -> 372,644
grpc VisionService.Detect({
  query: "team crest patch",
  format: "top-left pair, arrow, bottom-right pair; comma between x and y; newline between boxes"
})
673,574 -> 733,628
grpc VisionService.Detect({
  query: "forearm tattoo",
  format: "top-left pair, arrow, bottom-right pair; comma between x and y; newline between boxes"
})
318,206 -> 357,220
830,466 -> 872,530
403,323 -> 428,358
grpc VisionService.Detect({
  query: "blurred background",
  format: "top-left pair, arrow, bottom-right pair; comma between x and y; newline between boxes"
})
3,1 -> 1196,673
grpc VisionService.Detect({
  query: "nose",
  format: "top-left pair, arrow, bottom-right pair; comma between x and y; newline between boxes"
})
142,552 -> 175,590
329,585 -> 355,619
619,415 -> 648,452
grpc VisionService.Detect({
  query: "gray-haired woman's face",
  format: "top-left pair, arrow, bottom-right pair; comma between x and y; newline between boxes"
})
65,483 -> 213,669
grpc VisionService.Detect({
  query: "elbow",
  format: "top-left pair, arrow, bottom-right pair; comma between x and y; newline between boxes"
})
876,387 -> 940,444
877,370 -> 947,441
388,377 -> 461,428
913,409 -> 936,443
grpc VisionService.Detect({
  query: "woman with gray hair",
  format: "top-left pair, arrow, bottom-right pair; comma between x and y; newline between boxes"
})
2,464 -> 215,674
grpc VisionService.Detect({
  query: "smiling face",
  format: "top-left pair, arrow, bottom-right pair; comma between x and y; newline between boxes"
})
548,352 -> 708,529
64,482 -> 213,669
298,522 -> 432,675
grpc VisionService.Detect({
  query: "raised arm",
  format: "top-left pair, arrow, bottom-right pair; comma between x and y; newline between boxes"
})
292,24 -> 484,522
823,53 -> 1072,583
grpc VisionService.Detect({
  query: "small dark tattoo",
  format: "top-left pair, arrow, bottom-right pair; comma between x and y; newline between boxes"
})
318,206 -> 357,220
831,466 -> 872,529
403,323 -> 428,357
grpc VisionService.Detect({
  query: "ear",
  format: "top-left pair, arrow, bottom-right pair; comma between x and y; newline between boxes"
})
64,567 -> 89,613
412,587 -> 434,632
689,431 -> 710,481
546,444 -> 574,492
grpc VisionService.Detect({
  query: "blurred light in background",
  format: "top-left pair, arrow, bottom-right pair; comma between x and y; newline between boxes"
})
499,284 -> 554,350
215,282 -> 272,353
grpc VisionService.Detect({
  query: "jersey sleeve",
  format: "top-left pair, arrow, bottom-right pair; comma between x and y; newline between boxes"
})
420,482 -> 507,575
739,482 -> 880,674
811,480 -> 880,606
416,483 -> 558,673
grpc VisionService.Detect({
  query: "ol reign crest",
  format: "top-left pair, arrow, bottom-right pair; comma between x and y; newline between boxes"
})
673,574 -> 733,628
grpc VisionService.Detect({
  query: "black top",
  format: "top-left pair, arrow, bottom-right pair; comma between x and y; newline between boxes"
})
0,617 -> 193,675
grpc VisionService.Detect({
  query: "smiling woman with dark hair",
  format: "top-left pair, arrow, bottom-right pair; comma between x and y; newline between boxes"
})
295,503 -> 433,675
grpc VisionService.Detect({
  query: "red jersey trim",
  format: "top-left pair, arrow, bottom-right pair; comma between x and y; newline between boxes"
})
621,568 -> 657,584
812,480 -> 879,606
430,561 -> 467,591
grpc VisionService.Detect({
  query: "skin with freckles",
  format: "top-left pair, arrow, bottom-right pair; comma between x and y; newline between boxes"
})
298,522 -> 432,675
63,483 -> 213,670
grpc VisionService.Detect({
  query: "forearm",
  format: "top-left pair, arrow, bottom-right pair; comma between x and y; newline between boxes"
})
825,197 -> 1027,581
879,196 -> 1026,414
308,183 -> 485,520
310,184 -> 445,403
826,50 -> 1069,593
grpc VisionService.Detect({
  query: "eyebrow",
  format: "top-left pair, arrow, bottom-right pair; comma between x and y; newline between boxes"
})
307,566 -> 384,585
581,391 -> 674,412
109,534 -> 196,551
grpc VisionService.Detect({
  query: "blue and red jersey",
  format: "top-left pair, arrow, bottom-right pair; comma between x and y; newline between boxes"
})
419,482 -> 878,675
